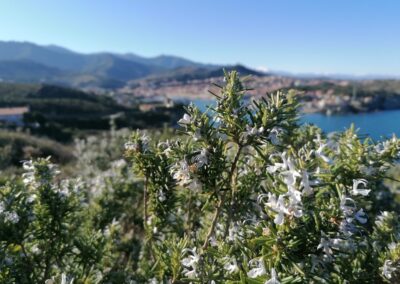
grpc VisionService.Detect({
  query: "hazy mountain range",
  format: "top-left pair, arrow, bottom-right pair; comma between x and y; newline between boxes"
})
0,41 -> 397,89
0,41 -> 266,89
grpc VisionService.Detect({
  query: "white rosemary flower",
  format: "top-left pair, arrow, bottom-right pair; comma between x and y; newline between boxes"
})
193,129 -> 202,141
209,236 -> 218,247
351,179 -> 371,196
247,257 -> 267,278
45,273 -> 74,284
382,260 -> 397,279
22,160 -> 34,171
242,125 -> 264,141
268,127 -> 283,145
193,148 -> 209,168
158,190 -> 166,202
317,233 -> 333,257
228,224 -> 240,241
267,152 -> 288,174
314,135 -> 332,164
181,247 -> 200,278
285,195 -> 303,218
125,134 -> 149,152
223,256 -> 239,274
375,211 -> 390,227
31,244 -> 41,255
388,242 -> 398,251
265,268 -> 280,284
266,193 -> 287,225
4,211 -> 20,224
268,152 -> 300,187
178,113 -> 192,125
340,195 -> 356,216
0,201 -> 5,214
148,278 -> 158,284
375,140 -> 392,155
22,171 -> 35,187
300,170 -> 313,196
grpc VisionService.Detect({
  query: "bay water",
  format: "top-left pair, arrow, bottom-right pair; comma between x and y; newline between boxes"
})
190,99 -> 400,140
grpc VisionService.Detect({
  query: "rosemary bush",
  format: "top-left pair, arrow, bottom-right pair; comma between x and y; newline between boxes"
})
126,71 -> 400,283
1,71 -> 400,283
0,157 -> 109,283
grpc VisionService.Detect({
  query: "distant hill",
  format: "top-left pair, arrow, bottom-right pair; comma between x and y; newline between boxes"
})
0,41 -> 264,89
132,64 -> 266,85
0,82 -> 185,141
0,82 -> 120,112
80,53 -> 159,81
0,60 -> 63,82
118,53 -> 209,69
0,41 -> 87,71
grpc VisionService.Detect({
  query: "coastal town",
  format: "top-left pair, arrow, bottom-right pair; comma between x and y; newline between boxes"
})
112,74 -> 400,115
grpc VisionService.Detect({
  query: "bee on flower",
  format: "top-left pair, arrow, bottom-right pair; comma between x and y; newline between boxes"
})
192,148 -> 209,168
172,160 -> 192,186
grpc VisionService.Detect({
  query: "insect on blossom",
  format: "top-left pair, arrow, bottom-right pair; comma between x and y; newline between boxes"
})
172,160 -> 191,186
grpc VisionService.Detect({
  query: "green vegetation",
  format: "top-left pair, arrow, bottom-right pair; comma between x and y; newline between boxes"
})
0,71 -> 400,283
0,82 -> 184,142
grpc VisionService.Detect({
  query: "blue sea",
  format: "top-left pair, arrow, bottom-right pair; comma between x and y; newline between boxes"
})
189,99 -> 400,140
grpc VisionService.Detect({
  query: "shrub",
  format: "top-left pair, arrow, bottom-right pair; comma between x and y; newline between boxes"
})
125,71 -> 400,283
0,158 -> 110,283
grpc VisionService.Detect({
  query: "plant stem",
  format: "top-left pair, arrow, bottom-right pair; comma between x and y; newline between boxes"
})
202,192 -> 226,249
224,144 -> 243,238
186,190 -> 193,235
20,243 -> 38,282
202,144 -> 242,249
143,175 -> 149,230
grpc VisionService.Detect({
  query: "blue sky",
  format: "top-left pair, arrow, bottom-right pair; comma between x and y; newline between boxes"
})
0,0 -> 399,75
